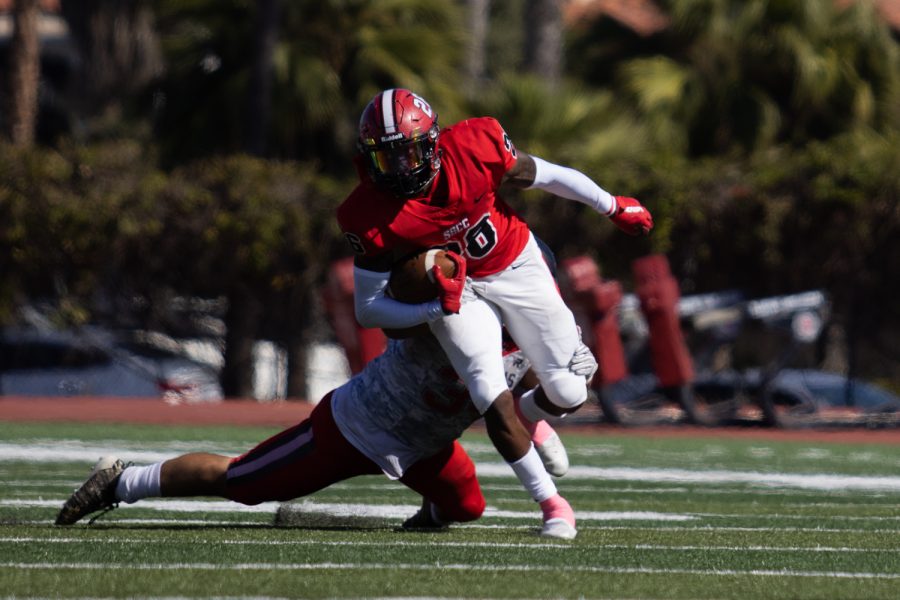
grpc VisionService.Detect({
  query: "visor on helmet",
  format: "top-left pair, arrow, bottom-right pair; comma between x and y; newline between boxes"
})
359,125 -> 439,197
362,137 -> 429,178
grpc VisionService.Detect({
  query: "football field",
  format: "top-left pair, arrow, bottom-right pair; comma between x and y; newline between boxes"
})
1,420 -> 899,599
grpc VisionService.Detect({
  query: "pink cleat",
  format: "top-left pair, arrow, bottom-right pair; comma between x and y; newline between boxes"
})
539,493 -> 577,539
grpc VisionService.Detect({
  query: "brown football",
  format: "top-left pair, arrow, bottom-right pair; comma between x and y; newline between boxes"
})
388,248 -> 458,303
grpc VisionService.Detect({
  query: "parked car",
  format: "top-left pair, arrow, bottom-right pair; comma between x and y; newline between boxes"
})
0,326 -> 222,402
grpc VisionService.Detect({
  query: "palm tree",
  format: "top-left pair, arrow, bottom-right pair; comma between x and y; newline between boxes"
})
245,0 -> 281,157
60,0 -> 163,122
5,0 -> 40,147
464,0 -> 491,95
523,0 -> 562,85
616,0 -> 900,155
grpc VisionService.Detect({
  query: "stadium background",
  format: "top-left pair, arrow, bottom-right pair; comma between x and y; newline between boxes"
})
1,1 -> 899,413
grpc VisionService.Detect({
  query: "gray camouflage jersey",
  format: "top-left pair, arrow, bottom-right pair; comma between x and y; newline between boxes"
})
331,334 -> 530,479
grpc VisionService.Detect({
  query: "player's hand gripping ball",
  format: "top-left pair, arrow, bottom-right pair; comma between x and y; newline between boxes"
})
389,248 -> 465,313
431,250 -> 467,314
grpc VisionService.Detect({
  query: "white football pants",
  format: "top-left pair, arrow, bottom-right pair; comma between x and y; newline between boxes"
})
428,233 -> 586,414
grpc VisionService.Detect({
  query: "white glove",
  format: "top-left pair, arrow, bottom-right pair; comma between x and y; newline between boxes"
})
568,342 -> 598,381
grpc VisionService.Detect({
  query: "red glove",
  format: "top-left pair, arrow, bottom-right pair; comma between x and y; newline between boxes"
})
610,196 -> 653,236
432,250 -> 467,315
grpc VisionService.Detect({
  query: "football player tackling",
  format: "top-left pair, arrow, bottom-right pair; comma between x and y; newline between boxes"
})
337,88 -> 653,523
56,333 -> 596,539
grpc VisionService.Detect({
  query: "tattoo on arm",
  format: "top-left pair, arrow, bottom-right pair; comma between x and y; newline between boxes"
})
501,152 -> 536,189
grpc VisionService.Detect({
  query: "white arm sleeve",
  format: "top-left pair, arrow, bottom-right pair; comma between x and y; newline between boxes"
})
528,155 -> 617,217
353,266 -> 445,329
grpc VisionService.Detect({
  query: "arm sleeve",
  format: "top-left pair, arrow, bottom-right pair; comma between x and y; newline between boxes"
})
354,266 -> 445,329
527,156 -> 617,217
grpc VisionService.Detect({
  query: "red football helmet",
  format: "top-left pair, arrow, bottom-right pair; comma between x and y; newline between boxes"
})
357,88 -> 441,198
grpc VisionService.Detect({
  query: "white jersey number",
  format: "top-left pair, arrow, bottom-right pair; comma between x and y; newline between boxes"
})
463,213 -> 497,259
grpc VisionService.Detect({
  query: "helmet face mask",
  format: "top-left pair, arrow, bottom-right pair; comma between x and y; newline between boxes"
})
358,89 -> 440,198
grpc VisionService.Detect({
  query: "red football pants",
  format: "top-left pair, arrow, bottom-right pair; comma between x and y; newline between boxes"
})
224,393 -> 485,522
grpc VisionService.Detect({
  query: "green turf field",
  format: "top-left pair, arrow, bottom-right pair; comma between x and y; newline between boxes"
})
1,421 -> 899,599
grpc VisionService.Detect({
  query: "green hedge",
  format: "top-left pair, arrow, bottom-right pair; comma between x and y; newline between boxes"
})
0,141 -> 343,328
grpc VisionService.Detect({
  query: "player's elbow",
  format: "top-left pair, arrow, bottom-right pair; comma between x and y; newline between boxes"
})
354,303 -> 381,329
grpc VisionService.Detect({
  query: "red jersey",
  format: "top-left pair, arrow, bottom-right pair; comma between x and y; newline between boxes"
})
337,117 -> 531,277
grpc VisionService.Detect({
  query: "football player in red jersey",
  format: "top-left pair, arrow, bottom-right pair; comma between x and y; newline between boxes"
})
337,88 -> 652,507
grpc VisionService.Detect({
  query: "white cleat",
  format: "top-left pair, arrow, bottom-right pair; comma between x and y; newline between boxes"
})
540,517 -> 577,540
535,430 -> 569,477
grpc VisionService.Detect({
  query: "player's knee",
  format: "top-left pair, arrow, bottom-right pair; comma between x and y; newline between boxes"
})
543,373 -> 588,411
202,460 -> 229,489
472,380 -> 512,415
222,469 -> 271,506
451,492 -> 486,523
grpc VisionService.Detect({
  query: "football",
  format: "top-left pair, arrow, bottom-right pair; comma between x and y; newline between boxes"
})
388,248 -> 458,303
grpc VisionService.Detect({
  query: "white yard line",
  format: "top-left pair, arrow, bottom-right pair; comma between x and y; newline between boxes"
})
3,537 -> 898,554
0,443 -> 187,465
478,464 -> 900,492
6,517 -> 900,534
4,442 -> 900,492
0,561 -> 897,580
0,498 -> 694,522
14,480 -> 881,500
5,496 -> 900,526
696,512 -> 900,521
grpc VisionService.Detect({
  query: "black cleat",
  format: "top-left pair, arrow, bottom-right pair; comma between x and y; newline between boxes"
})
55,456 -> 126,525
401,499 -> 448,530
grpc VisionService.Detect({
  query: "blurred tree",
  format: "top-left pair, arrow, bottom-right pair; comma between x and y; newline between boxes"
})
60,0 -> 163,125
271,0 -> 466,169
5,0 -> 40,146
523,0 -> 562,85
119,155 -> 339,399
0,140 -> 154,326
151,0 -> 254,165
245,0 -> 280,156
564,1 -> 668,89
153,0 -> 466,171
464,0 -> 490,95
0,138 -> 345,399
614,0 -> 900,155
472,0 -> 523,83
